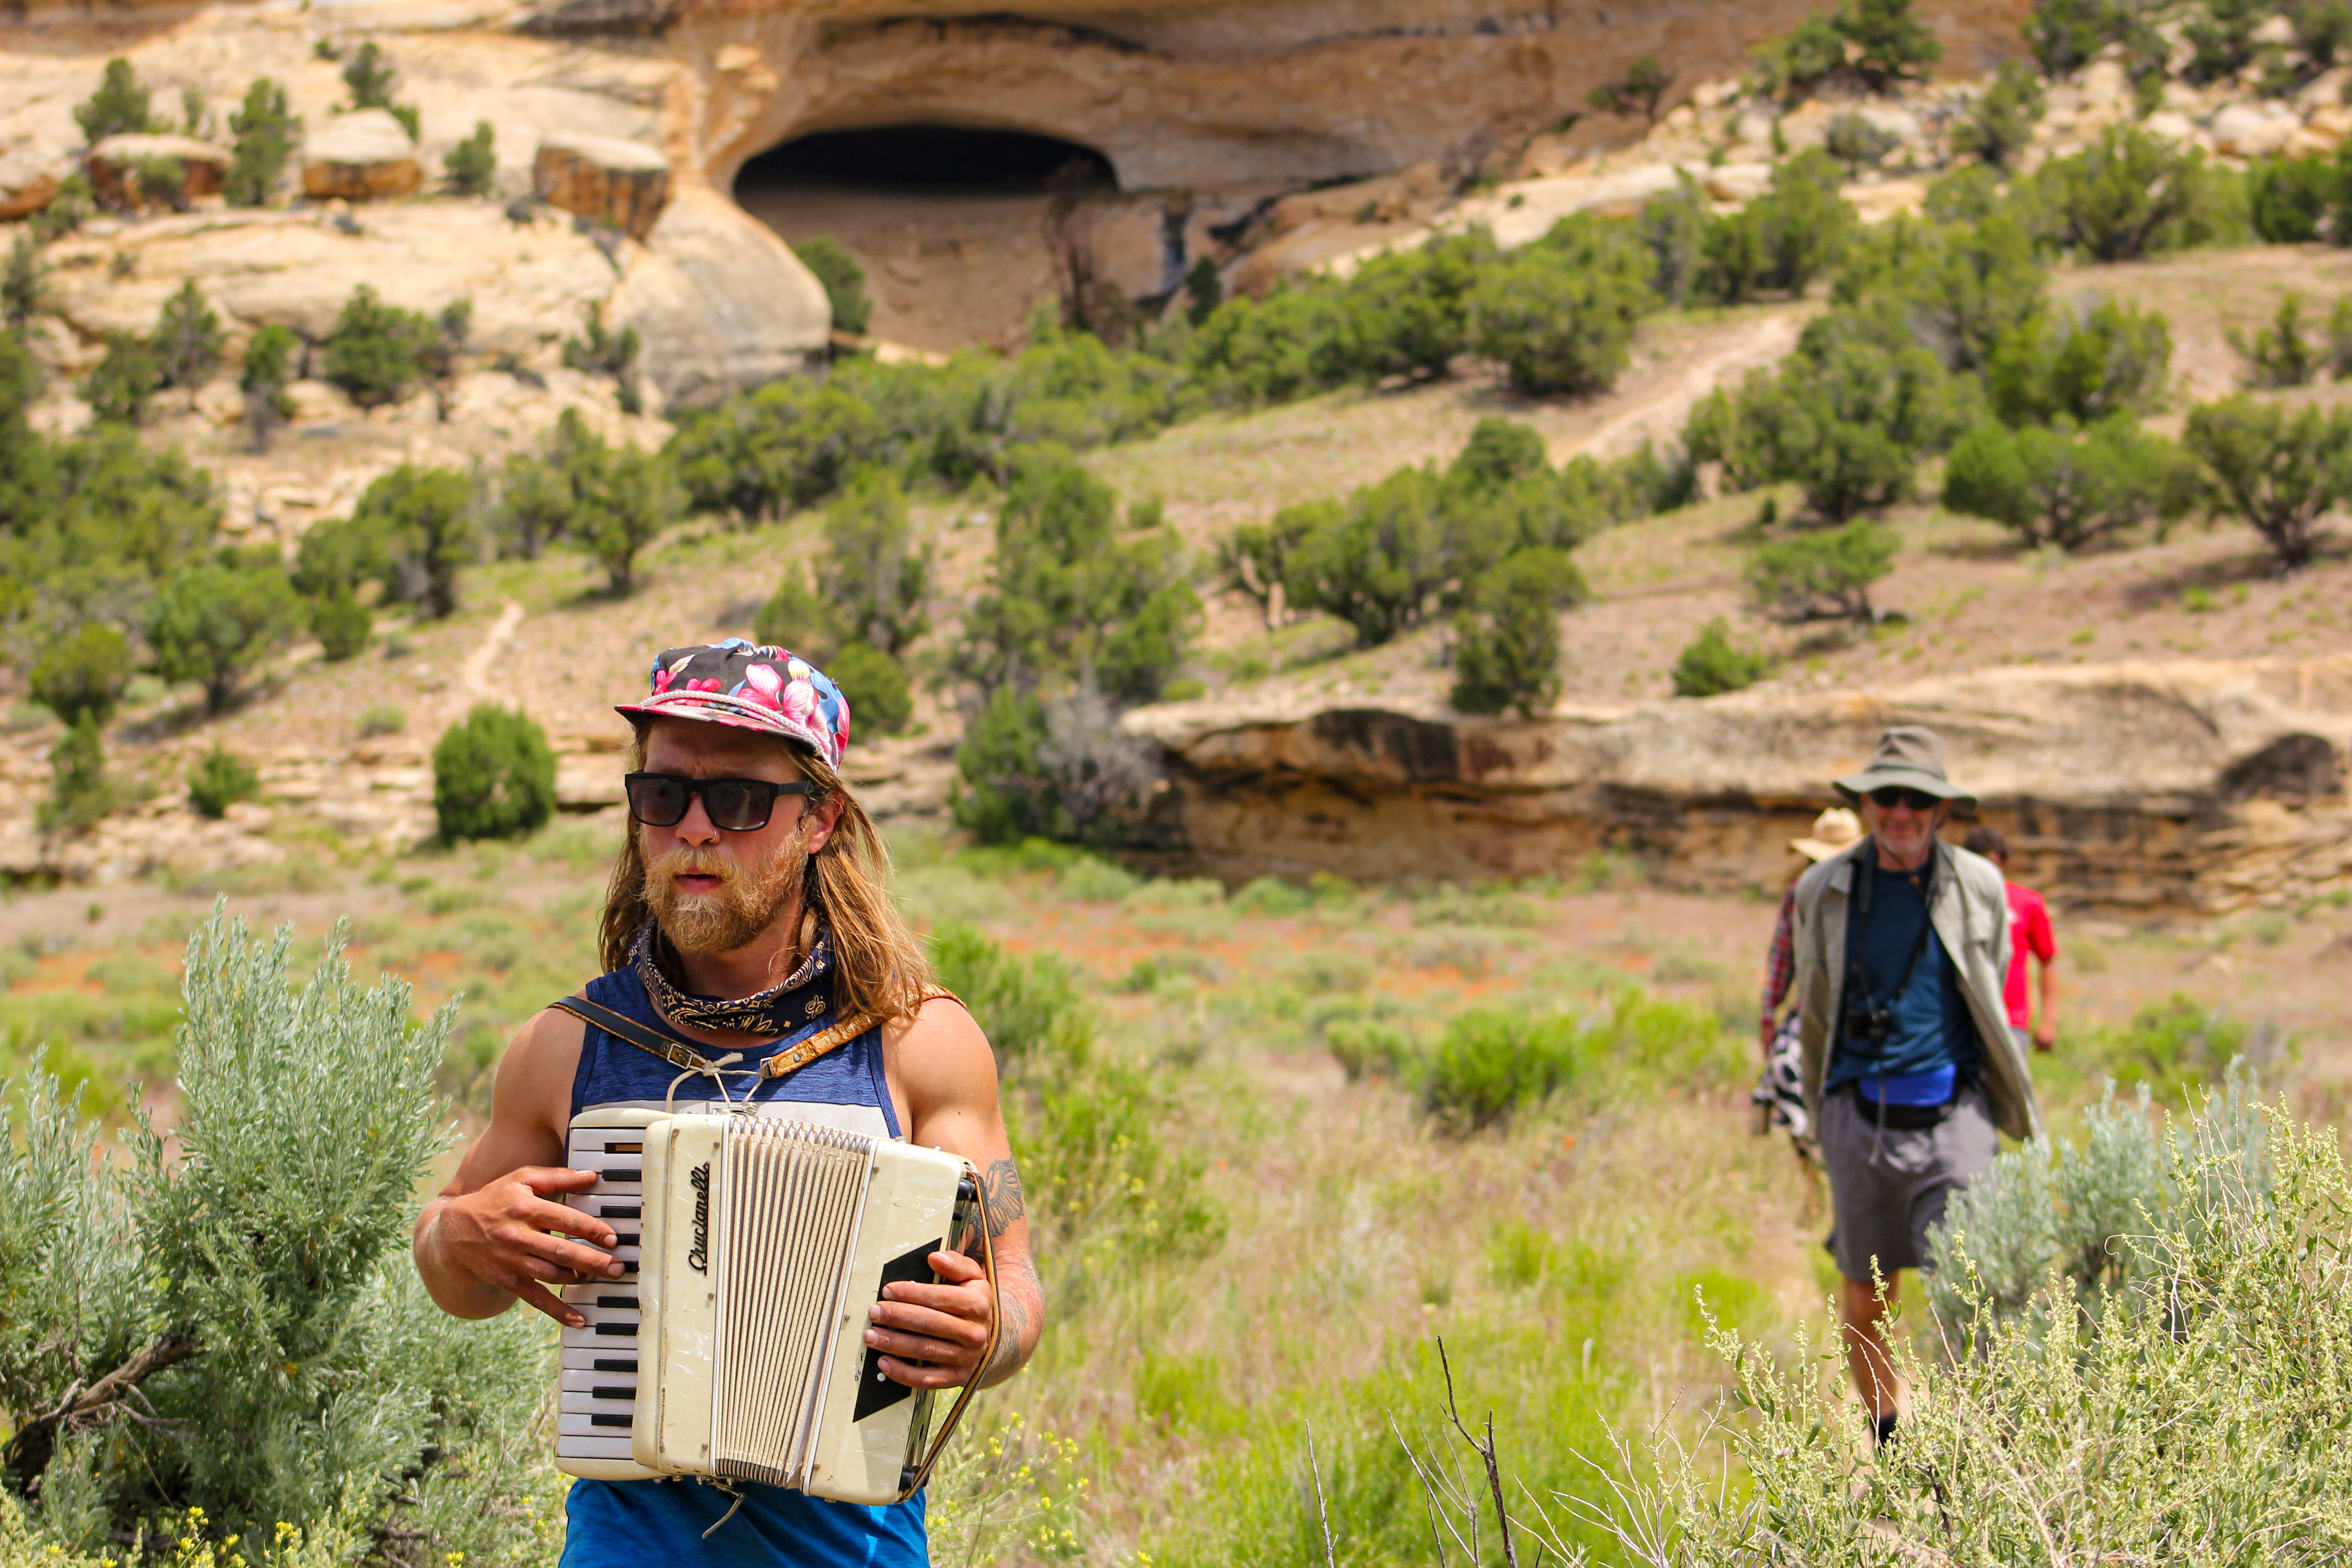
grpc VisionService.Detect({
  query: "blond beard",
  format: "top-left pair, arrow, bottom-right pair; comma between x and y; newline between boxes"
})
643,836 -> 806,958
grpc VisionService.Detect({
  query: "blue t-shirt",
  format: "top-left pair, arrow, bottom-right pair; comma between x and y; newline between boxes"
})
1827,850 -> 1979,1102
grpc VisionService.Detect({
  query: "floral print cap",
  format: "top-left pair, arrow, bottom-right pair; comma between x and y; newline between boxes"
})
615,640 -> 851,769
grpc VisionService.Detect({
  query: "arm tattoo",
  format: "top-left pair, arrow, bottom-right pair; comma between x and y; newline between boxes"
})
979,1157 -> 1026,1240
983,1286 -> 1029,1383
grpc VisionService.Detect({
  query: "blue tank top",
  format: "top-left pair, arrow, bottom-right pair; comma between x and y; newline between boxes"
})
559,965 -> 926,1568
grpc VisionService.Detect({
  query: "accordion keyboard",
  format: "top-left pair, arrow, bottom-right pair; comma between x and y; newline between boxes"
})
556,1126 -> 647,1465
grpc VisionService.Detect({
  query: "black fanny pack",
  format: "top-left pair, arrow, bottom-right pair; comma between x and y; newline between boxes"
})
1844,1082 -> 1960,1132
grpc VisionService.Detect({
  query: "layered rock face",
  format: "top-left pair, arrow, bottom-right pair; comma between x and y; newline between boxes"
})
1123,657 -> 2352,911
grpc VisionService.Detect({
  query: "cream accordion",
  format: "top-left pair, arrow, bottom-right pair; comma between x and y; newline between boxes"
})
554,1107 -> 996,1505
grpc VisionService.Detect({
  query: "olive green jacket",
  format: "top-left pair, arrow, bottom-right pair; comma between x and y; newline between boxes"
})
1790,835 -> 2043,1144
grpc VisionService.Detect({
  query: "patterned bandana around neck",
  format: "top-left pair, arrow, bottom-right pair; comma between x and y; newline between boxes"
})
631,921 -> 833,1038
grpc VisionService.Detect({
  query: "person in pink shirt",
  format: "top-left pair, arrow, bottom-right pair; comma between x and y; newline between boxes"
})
1962,827 -> 2058,1054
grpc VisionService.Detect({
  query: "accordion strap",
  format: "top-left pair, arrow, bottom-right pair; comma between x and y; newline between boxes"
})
549,985 -> 961,1084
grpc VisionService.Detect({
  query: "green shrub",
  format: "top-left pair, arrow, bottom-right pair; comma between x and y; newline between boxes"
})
321,284 -> 433,408
1746,518 -> 1897,624
2027,0 -> 2160,77
223,78 -> 297,207
0,915 -> 552,1557
2,231 -> 41,334
815,467 -> 932,655
1825,112 -> 1897,176
2249,153 -> 2336,243
1419,1009 -> 1586,1132
1671,616 -> 1771,696
145,557 -> 303,714
309,589 -> 371,661
559,306 -> 639,410
355,700 -> 405,738
666,375 -> 883,520
1279,467 -> 1450,646
1942,416 -> 2191,551
952,685 -> 1055,844
953,445 -> 1196,706
1325,233 -> 1494,385
1951,61 -> 2045,172
152,279 -> 222,392
1687,299 -> 1973,520
186,745 -> 260,818
443,119 -> 495,196
793,236 -> 872,337
431,704 -> 556,842
1574,1081 -> 2342,1565
1449,546 -> 1583,717
2182,393 -> 2351,569
1986,296 -> 2171,424
2028,127 -> 2241,262
1694,149 -> 1857,306
238,321 -> 297,451
73,58 -> 150,143
1469,217 -> 1653,396
37,715 -> 111,832
2233,291 -> 2320,388
29,622 -> 132,728
2332,294 -> 2352,377
828,641 -> 915,736
339,39 -> 418,137
926,919 -> 1091,1065
2184,0 -> 2266,83
1587,54 -> 1672,123
78,333 -> 157,424
1747,12 -> 1849,103
348,464 -> 477,618
1836,0 -> 1941,91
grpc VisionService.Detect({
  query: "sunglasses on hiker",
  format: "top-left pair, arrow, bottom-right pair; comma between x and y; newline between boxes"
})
1867,786 -> 1943,813
624,772 -> 817,833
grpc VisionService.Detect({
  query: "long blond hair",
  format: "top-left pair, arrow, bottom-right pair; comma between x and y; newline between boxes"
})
599,730 -> 936,1024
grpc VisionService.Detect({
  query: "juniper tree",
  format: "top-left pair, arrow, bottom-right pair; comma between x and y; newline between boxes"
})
72,58 -> 150,144
153,280 -> 224,395
223,78 -> 299,208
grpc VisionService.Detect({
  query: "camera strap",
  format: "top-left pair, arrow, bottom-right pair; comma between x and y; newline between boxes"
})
1843,840 -> 1940,1051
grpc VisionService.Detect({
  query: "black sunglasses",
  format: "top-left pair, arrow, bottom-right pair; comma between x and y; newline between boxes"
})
1867,786 -> 1943,812
625,772 -> 816,833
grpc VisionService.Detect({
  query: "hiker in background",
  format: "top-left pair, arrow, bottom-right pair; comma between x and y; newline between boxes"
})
1789,727 -> 2043,1446
1754,806 -> 1865,1166
1963,826 -> 2059,1056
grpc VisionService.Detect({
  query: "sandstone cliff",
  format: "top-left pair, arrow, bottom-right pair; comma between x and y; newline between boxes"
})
1122,656 -> 2352,912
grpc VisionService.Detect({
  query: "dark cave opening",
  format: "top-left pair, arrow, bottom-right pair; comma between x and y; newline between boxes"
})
736,123 -> 1118,194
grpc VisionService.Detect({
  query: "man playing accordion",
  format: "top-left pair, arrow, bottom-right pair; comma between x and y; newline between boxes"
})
412,640 -> 1044,1565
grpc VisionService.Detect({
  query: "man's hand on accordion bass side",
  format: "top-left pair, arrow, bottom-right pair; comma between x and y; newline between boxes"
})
431,1166 -> 626,1328
865,1250 -> 998,1389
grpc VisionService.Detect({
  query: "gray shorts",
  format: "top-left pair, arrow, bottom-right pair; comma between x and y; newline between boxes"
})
1820,1080 -> 1999,1282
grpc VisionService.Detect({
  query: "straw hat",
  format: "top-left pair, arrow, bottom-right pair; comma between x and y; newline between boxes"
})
1790,806 -> 1864,862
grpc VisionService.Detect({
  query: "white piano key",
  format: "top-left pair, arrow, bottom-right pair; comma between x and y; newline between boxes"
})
562,1346 -> 642,1372
559,1411 -> 638,1437
562,1368 -> 638,1395
555,1435 -> 639,1460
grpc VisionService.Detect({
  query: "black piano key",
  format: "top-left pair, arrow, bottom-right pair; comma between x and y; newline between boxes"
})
599,1205 -> 640,1220
593,1358 -> 637,1374
594,1323 -> 637,1337
590,1413 -> 632,1428
592,1385 -> 635,1401
597,1296 -> 639,1310
604,1142 -> 642,1155
603,1168 -> 641,1184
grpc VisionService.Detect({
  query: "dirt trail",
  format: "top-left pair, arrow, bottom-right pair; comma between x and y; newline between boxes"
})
462,600 -> 526,702
1571,310 -> 1807,462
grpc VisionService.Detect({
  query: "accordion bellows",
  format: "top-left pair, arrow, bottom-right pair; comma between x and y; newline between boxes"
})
555,1107 -> 974,1505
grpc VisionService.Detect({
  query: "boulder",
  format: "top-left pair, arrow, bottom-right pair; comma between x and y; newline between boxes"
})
1703,162 -> 1773,202
2141,110 -> 2203,146
533,135 -> 670,240
86,133 -> 230,209
302,110 -> 423,201
2210,102 -> 2301,158
0,150 -> 58,220
607,187 -> 828,405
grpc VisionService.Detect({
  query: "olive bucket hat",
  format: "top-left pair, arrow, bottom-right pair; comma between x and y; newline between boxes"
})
1833,725 -> 1977,813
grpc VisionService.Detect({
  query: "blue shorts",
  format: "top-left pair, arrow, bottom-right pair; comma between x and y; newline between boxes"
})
560,1478 -> 926,1568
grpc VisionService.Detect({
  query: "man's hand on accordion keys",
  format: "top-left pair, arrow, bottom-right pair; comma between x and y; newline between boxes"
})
864,1248 -> 998,1389
430,1163 -> 627,1329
